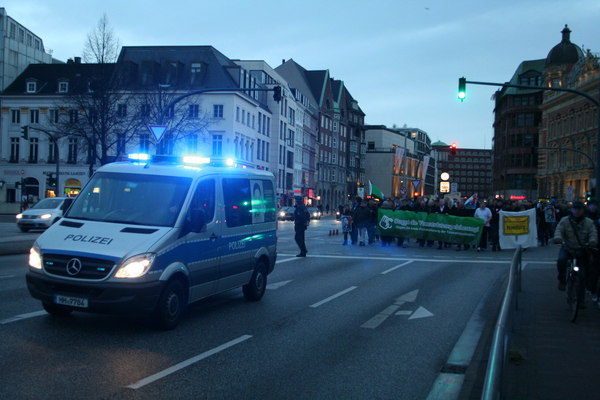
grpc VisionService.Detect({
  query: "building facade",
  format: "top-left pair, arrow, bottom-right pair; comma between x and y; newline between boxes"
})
0,7 -> 53,91
537,26 -> 599,200
492,59 -> 544,200
433,143 -> 493,199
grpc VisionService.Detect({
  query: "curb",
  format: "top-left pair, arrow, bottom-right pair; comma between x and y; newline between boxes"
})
0,240 -> 34,256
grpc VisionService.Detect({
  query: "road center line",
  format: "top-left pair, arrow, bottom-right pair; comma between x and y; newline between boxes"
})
0,274 -> 15,279
310,286 -> 357,308
0,310 -> 47,325
278,253 -> 511,264
381,261 -> 414,275
127,335 -> 253,390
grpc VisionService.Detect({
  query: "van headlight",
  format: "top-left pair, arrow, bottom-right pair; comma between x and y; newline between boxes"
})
115,253 -> 155,278
39,213 -> 52,220
16,213 -> 23,219
29,244 -> 42,270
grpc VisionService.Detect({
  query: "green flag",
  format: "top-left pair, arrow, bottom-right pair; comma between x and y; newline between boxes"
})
369,180 -> 384,199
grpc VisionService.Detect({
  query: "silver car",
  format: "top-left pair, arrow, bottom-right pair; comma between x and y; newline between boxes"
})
16,197 -> 75,232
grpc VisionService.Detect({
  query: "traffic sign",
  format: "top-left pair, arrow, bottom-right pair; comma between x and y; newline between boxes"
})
148,125 -> 167,142
440,182 -> 450,193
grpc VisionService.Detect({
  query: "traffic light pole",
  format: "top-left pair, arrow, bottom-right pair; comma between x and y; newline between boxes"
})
461,79 -> 600,198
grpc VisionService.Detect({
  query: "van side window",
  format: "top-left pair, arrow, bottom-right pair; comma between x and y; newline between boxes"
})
252,179 -> 276,223
190,179 -> 215,223
223,178 -> 252,227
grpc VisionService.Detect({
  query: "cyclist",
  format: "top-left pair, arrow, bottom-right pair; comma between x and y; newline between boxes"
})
554,201 -> 597,291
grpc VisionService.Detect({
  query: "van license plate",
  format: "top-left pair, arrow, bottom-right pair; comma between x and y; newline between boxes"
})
54,295 -> 88,308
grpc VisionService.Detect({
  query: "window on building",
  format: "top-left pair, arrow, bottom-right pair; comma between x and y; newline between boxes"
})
26,81 -> 36,93
140,104 -> 151,118
213,104 -> 223,119
9,138 -> 19,163
189,104 -> 200,119
67,138 -> 78,163
212,134 -> 223,156
28,138 -> 39,163
236,107 -> 240,122
190,62 -> 203,85
287,151 -> 294,169
139,134 -> 150,153
187,134 -> 198,153
49,109 -> 59,123
117,104 -> 127,118
9,23 -> 16,39
35,39 -> 40,50
30,109 -> 39,124
69,109 -> 78,123
11,109 -> 21,124
58,81 -> 69,93
48,142 -> 57,163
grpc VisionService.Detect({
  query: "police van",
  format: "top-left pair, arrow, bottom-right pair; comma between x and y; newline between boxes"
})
26,155 -> 277,329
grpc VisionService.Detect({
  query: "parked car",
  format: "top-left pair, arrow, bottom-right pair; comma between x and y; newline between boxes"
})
308,207 -> 322,220
278,206 -> 295,221
16,197 -> 75,232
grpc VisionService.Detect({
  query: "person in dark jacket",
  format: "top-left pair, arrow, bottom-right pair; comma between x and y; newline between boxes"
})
395,198 -> 412,247
293,197 -> 310,257
353,199 -> 373,246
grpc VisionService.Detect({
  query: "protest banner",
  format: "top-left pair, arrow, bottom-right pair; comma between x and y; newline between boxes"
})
499,208 -> 537,249
378,209 -> 484,245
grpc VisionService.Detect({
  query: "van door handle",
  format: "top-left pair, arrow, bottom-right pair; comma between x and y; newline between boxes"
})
210,233 -> 218,242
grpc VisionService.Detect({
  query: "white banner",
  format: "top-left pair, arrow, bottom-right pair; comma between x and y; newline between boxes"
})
394,148 -> 405,175
499,208 -> 538,249
420,155 -> 430,179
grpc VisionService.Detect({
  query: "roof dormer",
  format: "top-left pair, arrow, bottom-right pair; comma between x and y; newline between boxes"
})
26,78 -> 37,94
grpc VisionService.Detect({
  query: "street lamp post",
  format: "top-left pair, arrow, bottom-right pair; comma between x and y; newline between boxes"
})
459,78 -> 600,198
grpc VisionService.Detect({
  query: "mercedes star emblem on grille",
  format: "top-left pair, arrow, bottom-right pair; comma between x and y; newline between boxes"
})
66,258 -> 83,275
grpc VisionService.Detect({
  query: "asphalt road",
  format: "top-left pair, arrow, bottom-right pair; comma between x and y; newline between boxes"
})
0,217 -> 556,400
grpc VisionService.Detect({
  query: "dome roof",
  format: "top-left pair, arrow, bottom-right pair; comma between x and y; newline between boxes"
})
431,140 -> 448,147
545,25 -> 583,67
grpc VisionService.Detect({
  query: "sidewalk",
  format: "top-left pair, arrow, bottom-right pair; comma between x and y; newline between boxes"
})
504,256 -> 600,399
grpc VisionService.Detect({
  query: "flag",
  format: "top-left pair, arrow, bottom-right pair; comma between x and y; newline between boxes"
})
465,193 -> 478,209
369,180 -> 384,199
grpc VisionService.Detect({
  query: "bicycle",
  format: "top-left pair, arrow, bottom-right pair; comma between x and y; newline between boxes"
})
566,254 -> 586,323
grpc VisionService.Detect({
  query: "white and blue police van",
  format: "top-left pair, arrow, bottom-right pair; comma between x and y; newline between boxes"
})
26,155 -> 277,329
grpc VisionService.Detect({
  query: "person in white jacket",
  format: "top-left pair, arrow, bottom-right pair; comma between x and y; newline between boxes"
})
474,201 -> 492,251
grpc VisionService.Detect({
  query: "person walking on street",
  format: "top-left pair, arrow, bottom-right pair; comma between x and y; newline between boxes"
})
293,197 -> 310,257
353,199 -> 373,246
474,201 -> 492,251
341,205 -> 353,245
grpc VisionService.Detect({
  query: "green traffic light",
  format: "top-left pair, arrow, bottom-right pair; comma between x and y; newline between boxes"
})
458,77 -> 466,101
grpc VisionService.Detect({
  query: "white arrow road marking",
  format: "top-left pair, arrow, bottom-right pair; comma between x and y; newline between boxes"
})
409,306 -> 434,320
267,280 -> 293,290
361,304 -> 402,329
395,289 -> 419,304
395,310 -> 413,316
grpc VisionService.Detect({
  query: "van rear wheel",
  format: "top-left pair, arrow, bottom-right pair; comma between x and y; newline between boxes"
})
243,261 -> 267,302
154,279 -> 186,330
42,302 -> 73,316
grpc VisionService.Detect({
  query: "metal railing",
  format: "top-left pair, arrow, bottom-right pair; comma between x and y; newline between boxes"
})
481,245 -> 523,400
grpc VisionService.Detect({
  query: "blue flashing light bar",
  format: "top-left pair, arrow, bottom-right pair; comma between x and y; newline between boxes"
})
182,156 -> 211,165
128,153 -> 150,161
225,158 -> 235,167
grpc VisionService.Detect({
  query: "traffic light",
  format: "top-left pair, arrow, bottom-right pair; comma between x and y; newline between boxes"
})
450,142 -> 458,155
21,125 -> 29,140
585,192 -> 592,202
47,173 -> 56,188
273,86 -> 282,102
458,77 -> 466,101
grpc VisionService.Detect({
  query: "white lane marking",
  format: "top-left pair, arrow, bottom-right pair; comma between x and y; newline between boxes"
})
521,262 -> 529,271
277,254 -> 511,264
0,310 -> 46,325
408,306 -> 434,320
309,286 -> 357,308
396,310 -> 413,316
127,335 -> 252,390
381,261 -> 413,275
275,257 -> 299,264
361,304 -> 401,329
267,280 -> 293,290
0,274 -> 15,279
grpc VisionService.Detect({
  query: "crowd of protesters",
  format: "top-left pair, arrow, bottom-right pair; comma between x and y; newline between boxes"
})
337,195 -> 582,252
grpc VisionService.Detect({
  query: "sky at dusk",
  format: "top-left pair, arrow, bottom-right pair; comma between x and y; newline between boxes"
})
5,0 -> 600,149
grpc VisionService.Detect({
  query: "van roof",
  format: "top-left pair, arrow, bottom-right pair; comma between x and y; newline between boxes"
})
97,162 -> 274,179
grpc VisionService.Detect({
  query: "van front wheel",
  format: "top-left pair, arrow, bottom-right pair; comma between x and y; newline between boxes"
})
154,279 -> 186,330
243,261 -> 267,302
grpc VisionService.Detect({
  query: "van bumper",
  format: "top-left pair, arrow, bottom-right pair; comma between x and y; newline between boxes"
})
26,272 -> 165,314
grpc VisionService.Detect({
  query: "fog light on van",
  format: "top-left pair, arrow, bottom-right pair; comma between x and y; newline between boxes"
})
115,253 -> 155,278
29,245 -> 42,270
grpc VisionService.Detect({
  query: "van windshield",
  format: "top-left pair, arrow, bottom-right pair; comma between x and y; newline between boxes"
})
66,172 -> 192,227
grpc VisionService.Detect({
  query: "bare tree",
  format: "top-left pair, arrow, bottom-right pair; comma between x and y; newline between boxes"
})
82,14 -> 120,64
